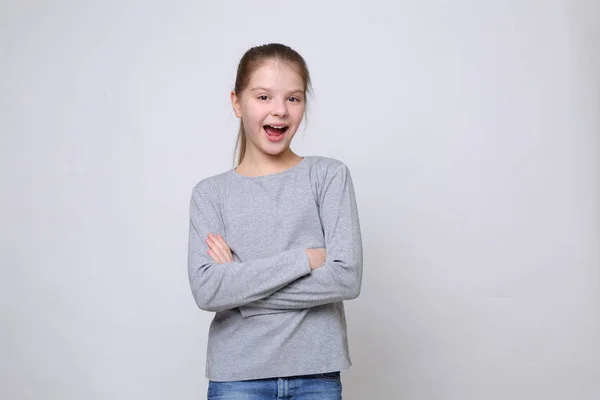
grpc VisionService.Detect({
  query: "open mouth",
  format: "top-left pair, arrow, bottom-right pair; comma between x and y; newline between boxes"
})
263,125 -> 289,137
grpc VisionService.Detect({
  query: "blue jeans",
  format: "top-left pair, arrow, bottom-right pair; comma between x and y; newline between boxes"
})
207,371 -> 342,399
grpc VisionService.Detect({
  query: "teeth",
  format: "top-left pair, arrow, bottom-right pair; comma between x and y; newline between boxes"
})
269,125 -> 287,129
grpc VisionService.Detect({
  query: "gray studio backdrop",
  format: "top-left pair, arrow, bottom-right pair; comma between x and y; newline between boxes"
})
1,1 -> 598,399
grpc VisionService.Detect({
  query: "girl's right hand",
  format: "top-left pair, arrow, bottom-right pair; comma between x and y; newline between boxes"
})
305,248 -> 326,270
206,233 -> 234,264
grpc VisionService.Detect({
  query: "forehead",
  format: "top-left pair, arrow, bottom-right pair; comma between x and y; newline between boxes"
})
248,59 -> 304,90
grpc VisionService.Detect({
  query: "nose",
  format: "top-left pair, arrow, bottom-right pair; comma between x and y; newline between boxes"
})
271,98 -> 288,117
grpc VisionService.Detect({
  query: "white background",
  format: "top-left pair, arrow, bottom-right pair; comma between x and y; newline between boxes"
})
1,1 -> 599,399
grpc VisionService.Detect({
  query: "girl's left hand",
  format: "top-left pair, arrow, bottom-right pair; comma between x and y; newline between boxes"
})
206,233 -> 233,264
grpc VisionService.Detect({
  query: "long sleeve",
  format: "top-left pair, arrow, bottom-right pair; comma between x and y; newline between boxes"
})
238,164 -> 363,318
187,184 -> 311,313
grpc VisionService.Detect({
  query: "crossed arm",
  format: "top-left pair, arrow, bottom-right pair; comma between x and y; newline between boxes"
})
187,164 -> 363,317
205,233 -> 326,275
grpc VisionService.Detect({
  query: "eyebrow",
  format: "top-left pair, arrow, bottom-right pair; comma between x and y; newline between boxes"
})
250,87 -> 304,94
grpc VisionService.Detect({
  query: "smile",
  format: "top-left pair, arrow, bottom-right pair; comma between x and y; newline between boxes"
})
263,125 -> 289,142
264,125 -> 289,133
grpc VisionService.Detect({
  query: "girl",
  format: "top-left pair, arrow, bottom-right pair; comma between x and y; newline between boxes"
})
187,43 -> 363,400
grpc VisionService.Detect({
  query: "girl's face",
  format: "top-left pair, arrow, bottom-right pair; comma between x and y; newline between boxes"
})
231,59 -> 306,159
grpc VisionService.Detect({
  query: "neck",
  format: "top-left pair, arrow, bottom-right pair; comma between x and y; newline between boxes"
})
236,149 -> 303,177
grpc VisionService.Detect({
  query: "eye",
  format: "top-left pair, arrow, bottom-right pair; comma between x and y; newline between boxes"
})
288,96 -> 302,103
258,95 -> 269,101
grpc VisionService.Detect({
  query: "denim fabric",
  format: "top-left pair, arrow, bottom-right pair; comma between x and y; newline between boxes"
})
207,371 -> 342,399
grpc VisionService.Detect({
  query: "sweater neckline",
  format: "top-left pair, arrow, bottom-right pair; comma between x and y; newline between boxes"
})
230,156 -> 309,180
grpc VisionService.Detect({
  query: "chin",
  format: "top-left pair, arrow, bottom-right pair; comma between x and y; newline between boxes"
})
261,146 -> 290,156
261,138 -> 294,154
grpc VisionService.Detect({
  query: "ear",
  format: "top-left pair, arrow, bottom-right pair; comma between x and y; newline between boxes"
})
230,90 -> 242,118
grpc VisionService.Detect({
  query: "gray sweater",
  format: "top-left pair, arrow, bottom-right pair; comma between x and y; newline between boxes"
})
187,155 -> 363,381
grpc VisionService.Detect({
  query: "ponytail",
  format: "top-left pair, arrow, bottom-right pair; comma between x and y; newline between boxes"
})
234,121 -> 247,167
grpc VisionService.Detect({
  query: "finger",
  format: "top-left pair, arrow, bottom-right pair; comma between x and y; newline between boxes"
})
207,248 -> 222,263
206,244 -> 223,264
216,235 -> 233,262
208,235 -> 229,263
206,236 -> 226,264
212,235 -> 232,262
